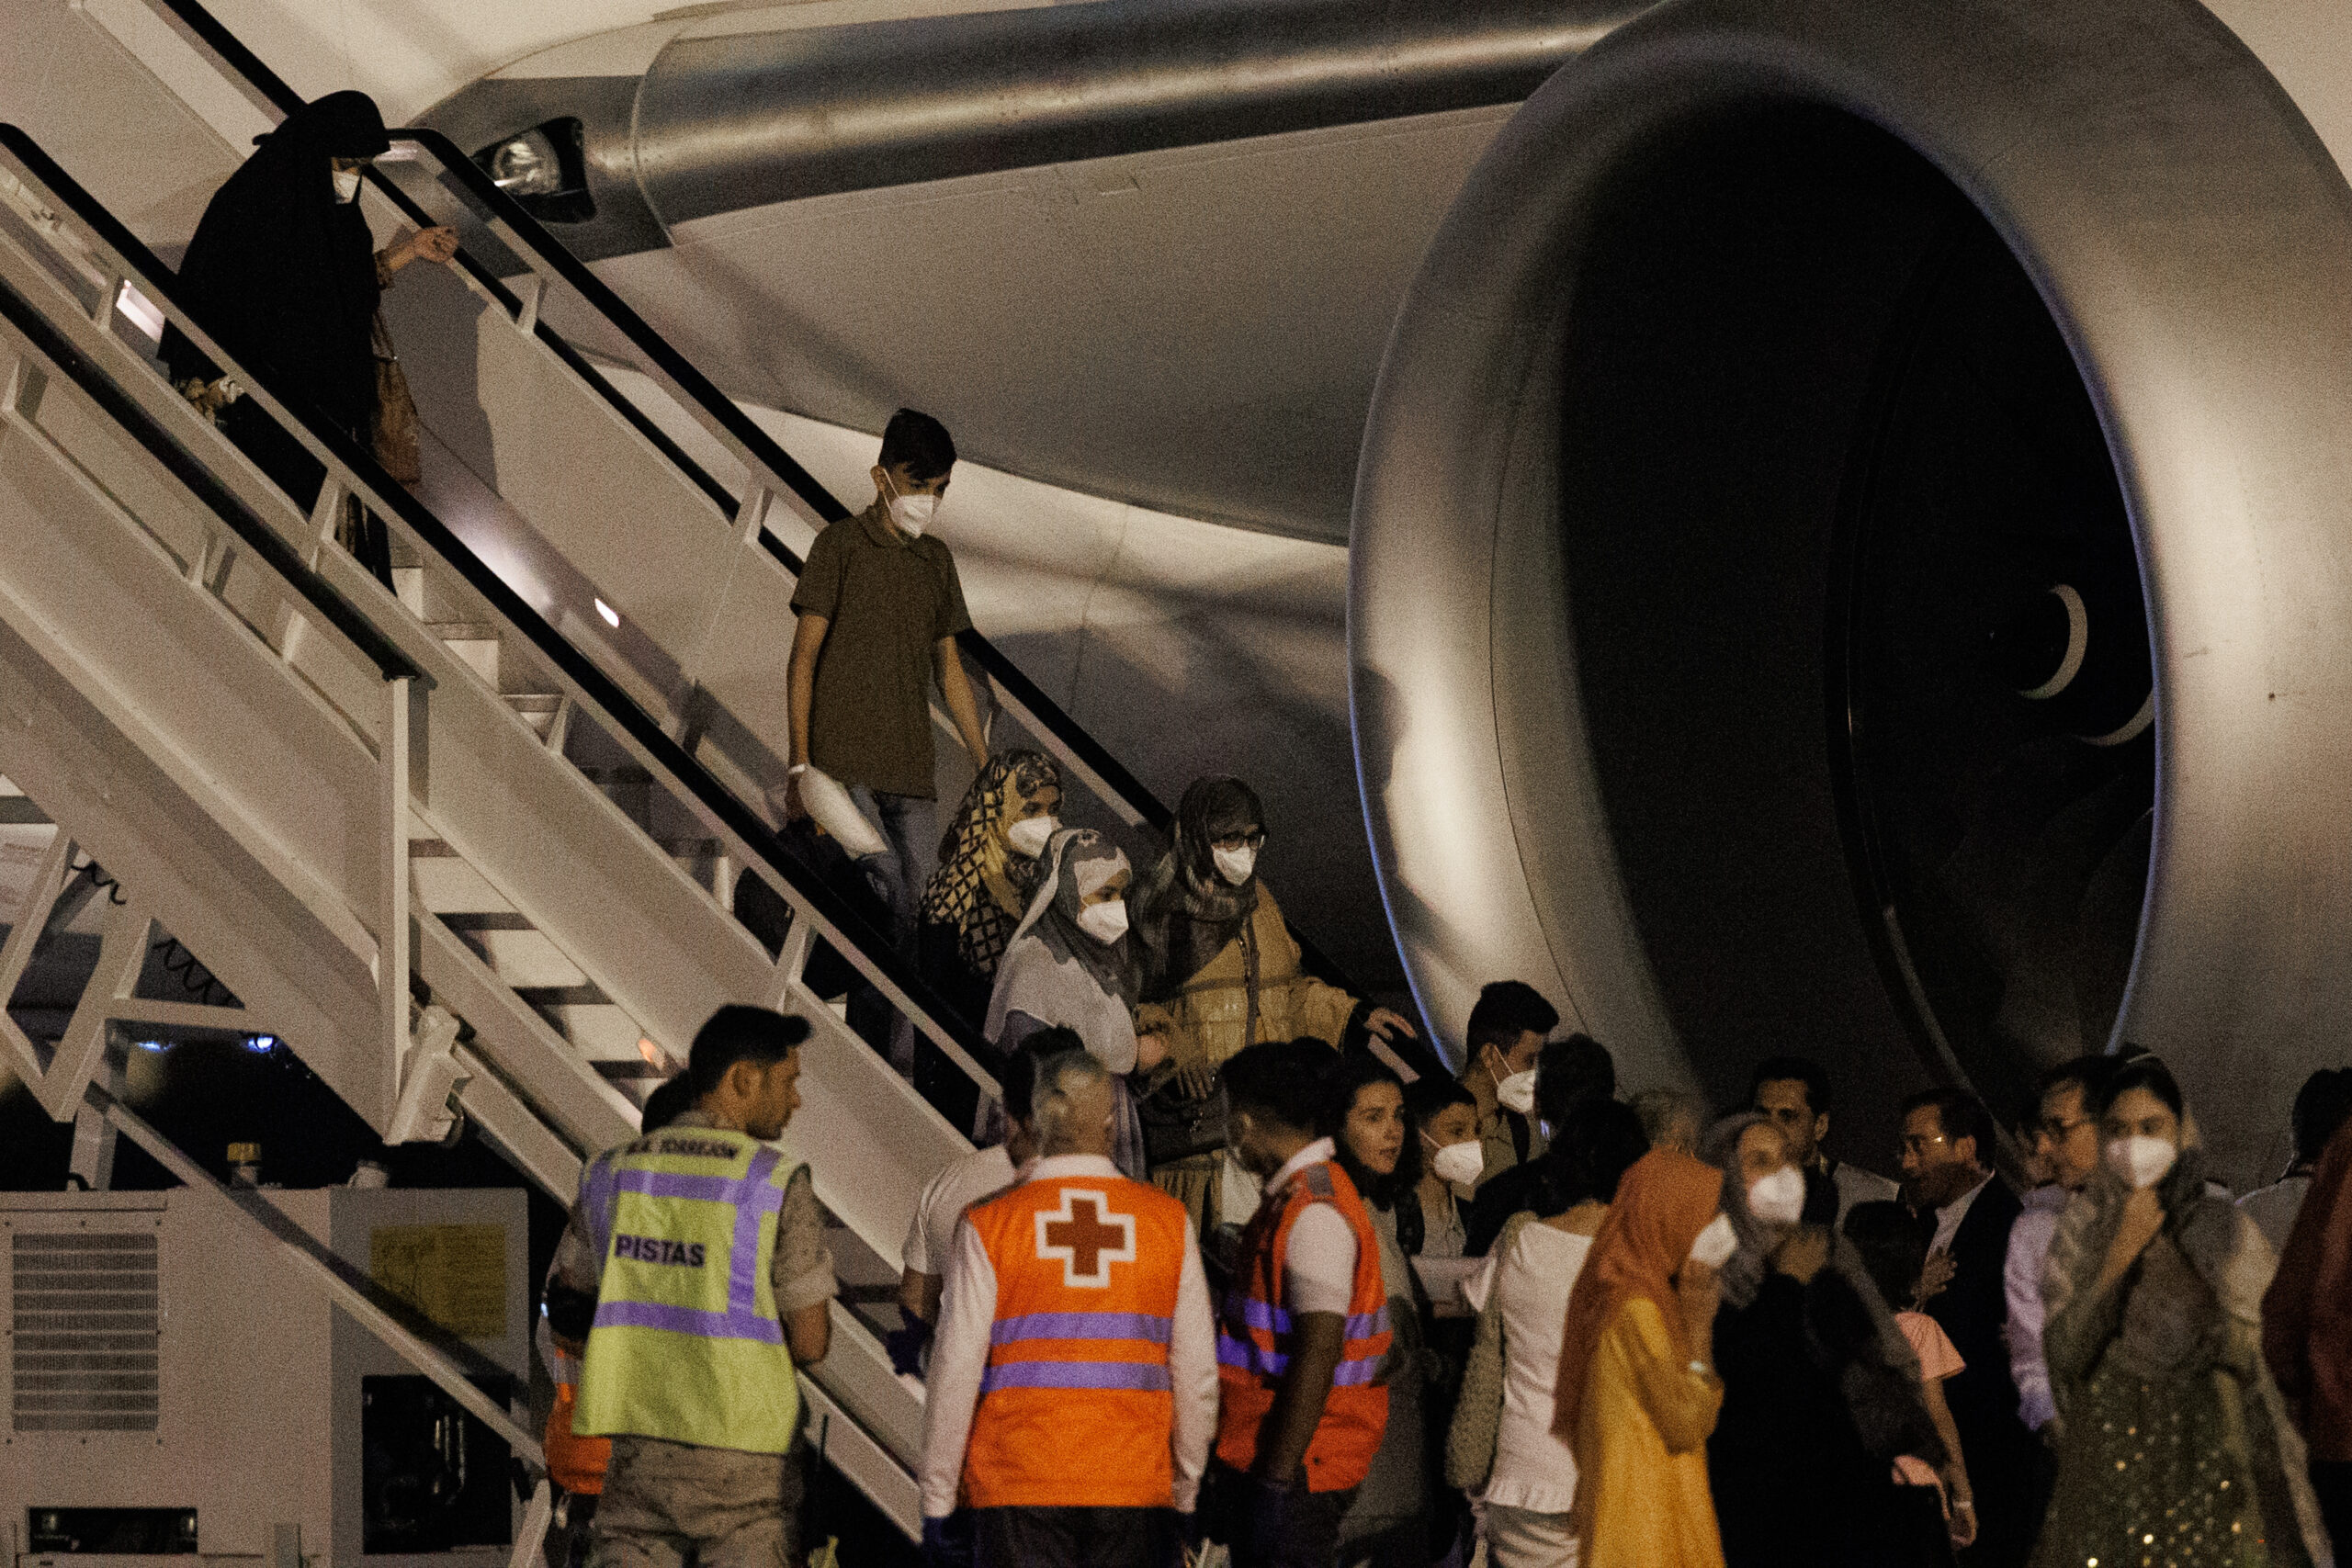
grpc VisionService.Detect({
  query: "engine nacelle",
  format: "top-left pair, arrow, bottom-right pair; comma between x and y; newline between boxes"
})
1351,0 -> 2352,1183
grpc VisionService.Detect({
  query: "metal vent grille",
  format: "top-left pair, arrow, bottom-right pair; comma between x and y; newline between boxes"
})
11,1232 -> 161,1432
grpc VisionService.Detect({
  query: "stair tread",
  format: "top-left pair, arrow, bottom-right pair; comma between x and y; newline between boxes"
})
593,1060 -> 671,1080
425,623 -> 502,639
436,911 -> 535,932
514,984 -> 613,1007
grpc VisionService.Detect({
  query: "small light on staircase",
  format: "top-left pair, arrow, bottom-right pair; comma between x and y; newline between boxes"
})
595,598 -> 621,628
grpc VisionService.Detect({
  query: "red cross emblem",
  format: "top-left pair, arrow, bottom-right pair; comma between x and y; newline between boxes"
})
1035,1188 -> 1136,1288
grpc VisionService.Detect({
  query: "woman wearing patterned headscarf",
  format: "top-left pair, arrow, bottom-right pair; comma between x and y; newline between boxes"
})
1132,775 -> 1418,1228
917,750 -> 1061,1026
984,827 -> 1162,1176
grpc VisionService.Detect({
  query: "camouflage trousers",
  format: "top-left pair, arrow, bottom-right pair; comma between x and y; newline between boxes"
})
587,1437 -> 804,1568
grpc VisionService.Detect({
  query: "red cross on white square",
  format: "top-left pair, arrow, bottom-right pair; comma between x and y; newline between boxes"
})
1034,1187 -> 1136,1289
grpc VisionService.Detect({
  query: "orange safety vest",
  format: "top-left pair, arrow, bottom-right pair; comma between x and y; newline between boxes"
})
1215,1157 -> 1391,1492
959,1168 -> 1193,1509
544,1376 -> 610,1495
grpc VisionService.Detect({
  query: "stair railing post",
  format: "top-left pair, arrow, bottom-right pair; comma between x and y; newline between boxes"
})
381,674 -> 414,1087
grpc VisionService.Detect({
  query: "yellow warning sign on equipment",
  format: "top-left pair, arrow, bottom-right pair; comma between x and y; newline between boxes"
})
370,1224 -> 506,1339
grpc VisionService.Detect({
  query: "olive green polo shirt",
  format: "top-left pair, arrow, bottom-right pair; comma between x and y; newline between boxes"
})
791,500 -> 973,799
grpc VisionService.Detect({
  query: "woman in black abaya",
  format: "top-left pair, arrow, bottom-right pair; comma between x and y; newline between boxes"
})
161,90 -> 455,584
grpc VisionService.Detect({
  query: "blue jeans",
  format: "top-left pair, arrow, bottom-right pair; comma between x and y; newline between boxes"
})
844,784 -> 936,953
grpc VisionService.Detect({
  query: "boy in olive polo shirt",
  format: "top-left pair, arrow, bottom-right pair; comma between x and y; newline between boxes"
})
786,409 -> 990,953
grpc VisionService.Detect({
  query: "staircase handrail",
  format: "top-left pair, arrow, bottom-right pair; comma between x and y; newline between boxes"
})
0,230 -> 423,690
0,122 -> 1004,1092
121,0 -> 1374,998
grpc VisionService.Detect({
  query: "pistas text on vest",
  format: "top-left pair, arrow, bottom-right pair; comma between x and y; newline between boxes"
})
615,1234 -> 707,1267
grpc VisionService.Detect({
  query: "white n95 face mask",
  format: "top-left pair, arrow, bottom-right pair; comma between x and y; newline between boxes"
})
1494,1067 -> 1539,1117
1213,843 -> 1258,886
1689,1213 -> 1740,1269
1426,1137 -> 1486,1190
888,488 -> 938,537
333,168 -> 363,203
2104,1134 -> 2177,1190
1005,815 -> 1057,859
1747,1165 -> 1807,1227
1077,898 -> 1129,945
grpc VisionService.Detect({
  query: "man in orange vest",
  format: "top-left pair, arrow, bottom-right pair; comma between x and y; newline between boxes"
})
1210,1040 -> 1392,1568
918,1047 -> 1217,1567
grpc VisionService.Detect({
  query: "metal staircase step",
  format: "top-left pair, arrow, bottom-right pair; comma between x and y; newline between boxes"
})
504,693 -> 562,739
424,622 -> 501,688
437,920 -> 587,988
390,565 -> 425,618
408,839 -> 512,914
537,1001 -> 645,1062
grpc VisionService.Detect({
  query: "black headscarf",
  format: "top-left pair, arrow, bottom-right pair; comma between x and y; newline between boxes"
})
1135,775 -> 1264,998
162,91 -> 390,435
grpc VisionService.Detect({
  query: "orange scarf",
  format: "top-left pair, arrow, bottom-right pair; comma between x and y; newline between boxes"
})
1551,1147 -> 1724,1438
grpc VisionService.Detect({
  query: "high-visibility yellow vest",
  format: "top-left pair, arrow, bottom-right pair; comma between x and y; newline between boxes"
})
572,1127 -> 802,1453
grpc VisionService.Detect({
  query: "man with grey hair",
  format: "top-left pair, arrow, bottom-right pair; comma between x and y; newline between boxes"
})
920,1049 -> 1217,1565
1632,1087 -> 1703,1155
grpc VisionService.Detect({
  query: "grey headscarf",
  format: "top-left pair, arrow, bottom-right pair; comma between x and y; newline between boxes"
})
1701,1112 -> 1785,1310
984,828 -> 1140,1073
2041,1104 -> 2325,1561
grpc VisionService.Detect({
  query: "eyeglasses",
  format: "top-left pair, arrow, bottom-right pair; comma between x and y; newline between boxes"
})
2033,1115 -> 2091,1142
1899,1132 -> 1951,1157
1212,831 -> 1268,852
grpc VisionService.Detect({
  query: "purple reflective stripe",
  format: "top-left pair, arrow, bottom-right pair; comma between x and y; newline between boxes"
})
1232,1296 -> 1288,1335
1217,1333 -> 1386,1382
1217,1331 -> 1285,1377
1226,1299 -> 1387,1341
594,1298 -> 785,1345
616,1168 -> 786,1213
582,1152 -> 621,1265
990,1312 -> 1172,1348
730,1146 -> 784,1322
980,1359 -> 1172,1394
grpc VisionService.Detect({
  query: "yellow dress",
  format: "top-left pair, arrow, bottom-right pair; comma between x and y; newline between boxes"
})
1569,1297 -> 1727,1568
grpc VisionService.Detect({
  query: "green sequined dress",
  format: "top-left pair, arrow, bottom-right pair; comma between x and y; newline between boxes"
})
2032,1183 -> 2314,1568
2033,1355 -> 2275,1567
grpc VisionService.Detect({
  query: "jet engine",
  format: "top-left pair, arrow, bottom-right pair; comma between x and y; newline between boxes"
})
1350,0 -> 2352,1182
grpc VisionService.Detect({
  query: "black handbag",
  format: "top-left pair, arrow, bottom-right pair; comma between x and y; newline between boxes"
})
1136,1073 -> 1228,1167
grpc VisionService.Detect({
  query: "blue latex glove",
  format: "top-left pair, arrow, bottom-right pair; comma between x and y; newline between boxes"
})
886,1319 -> 933,1379
921,1512 -> 976,1568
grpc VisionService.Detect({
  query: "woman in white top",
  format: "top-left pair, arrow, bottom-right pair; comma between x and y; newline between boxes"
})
1458,1099 -> 1654,1568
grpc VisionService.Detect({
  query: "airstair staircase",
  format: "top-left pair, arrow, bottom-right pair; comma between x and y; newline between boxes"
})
0,118 -> 949,1530
0,0 -> 1403,1543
